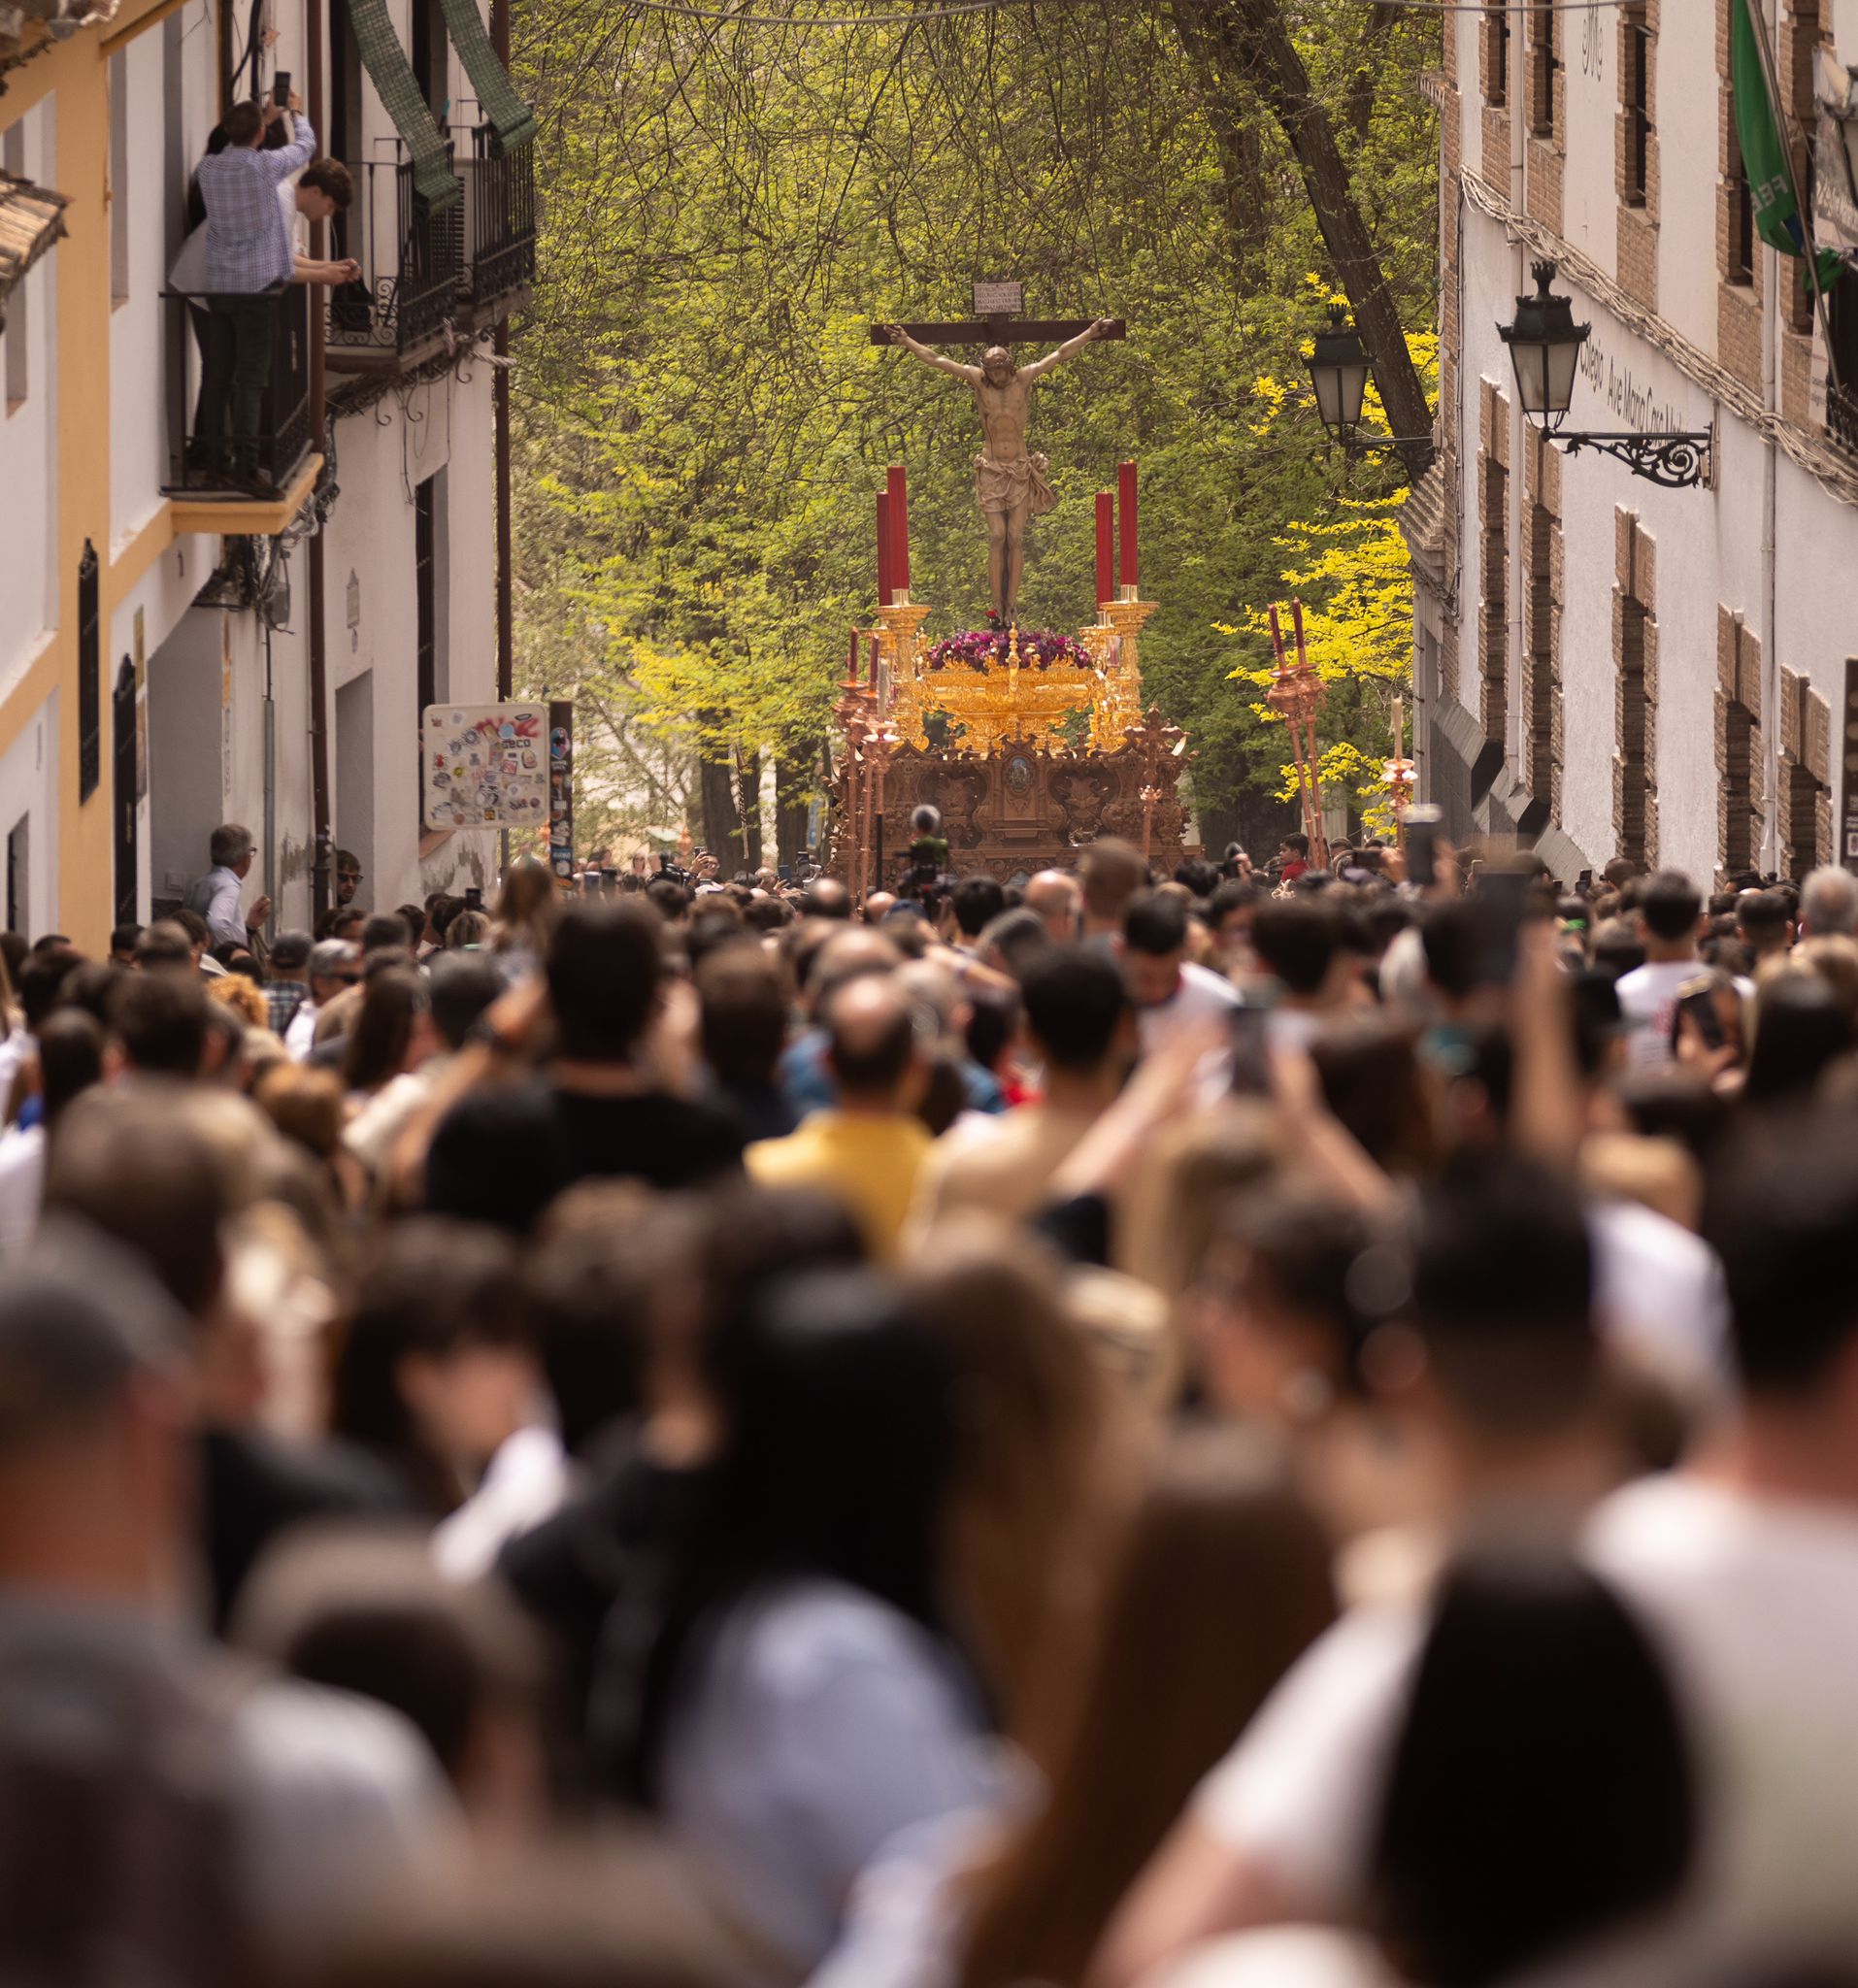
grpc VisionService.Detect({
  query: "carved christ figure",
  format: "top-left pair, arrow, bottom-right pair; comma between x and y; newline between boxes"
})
886,318 -> 1116,623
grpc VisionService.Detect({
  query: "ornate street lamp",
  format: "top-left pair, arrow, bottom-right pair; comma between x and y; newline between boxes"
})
1305,306 -> 1433,467
1498,261 -> 1711,488
1309,306 -> 1372,436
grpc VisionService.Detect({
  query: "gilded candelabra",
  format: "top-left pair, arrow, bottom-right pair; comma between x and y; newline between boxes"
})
1265,599 -> 1329,868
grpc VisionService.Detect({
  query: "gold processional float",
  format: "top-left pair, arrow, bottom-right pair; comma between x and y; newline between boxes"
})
827,457 -> 1198,897
828,285 -> 1354,893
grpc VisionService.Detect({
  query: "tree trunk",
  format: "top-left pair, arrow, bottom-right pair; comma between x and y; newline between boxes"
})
775,751 -> 813,871
733,746 -> 763,872
696,727 -> 742,865
1170,0 -> 1435,483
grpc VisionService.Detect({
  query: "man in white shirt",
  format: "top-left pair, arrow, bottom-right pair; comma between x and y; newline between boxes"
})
285,939 -> 361,1059
1092,1124 -> 1858,1988
1614,870 -> 1703,1068
1123,889 -> 1239,1058
183,822 -> 270,951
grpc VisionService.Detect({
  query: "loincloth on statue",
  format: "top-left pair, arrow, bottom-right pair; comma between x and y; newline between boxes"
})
974,450 -> 1057,518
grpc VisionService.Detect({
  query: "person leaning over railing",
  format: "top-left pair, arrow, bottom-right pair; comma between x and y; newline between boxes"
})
191,90 -> 315,490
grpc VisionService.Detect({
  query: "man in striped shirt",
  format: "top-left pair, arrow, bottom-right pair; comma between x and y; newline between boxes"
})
194,92 -> 316,488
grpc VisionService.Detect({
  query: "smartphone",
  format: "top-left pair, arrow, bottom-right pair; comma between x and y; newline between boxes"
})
778,863 -> 793,883
271,69 -> 291,105
1405,805 -> 1443,891
1674,983 -> 1726,1052
1229,1002 -> 1274,1097
1470,868 -> 1532,986
463,885 -> 483,911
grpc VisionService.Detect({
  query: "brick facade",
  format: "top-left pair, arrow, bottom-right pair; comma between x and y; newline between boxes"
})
1520,427 -> 1564,818
1715,607 -> 1763,878
1480,0 -> 1513,186
1717,0 -> 1763,392
1777,663 -> 1834,876
1615,0 -> 1659,310
1613,509 -> 1659,868
1778,0 -> 1829,417
1480,381 -> 1511,746
1524,0 -> 1564,233
1439,29 -> 1463,708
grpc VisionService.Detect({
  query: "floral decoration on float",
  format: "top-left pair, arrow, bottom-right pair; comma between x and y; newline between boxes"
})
923,625 -> 1095,673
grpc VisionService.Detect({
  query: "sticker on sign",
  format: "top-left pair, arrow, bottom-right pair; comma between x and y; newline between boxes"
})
973,280 -> 1023,316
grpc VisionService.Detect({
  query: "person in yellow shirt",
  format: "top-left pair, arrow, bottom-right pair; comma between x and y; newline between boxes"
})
747,976 -> 931,1259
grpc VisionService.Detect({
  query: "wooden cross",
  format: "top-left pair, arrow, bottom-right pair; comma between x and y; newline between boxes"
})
868,278 -> 1126,349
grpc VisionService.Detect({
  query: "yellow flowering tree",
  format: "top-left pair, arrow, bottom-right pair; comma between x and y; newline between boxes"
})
1225,294 -> 1437,838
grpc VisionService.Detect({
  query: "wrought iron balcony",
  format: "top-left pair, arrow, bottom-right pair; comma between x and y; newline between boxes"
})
1830,378 -> 1858,456
455,121 -> 537,313
161,283 -> 314,499
325,153 -> 464,368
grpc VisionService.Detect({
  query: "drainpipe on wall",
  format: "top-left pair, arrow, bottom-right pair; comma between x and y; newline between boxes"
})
492,0 -> 514,706
306,0 -> 334,919
492,0 -> 514,885
1508,0 -> 1528,783
1759,1 -> 1780,875
263,617 -> 277,938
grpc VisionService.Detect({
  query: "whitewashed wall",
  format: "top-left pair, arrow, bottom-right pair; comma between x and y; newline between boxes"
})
0,689 -> 60,937
320,360 -> 498,915
1436,0 -> 1858,881
0,98 -> 59,698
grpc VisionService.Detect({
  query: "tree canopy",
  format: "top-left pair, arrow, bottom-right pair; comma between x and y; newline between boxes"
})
510,0 -> 1440,860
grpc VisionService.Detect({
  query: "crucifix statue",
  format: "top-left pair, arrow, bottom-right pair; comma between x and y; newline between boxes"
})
876,283 -> 1124,623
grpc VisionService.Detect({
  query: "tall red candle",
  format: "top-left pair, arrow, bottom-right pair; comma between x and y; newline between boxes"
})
846,628 -> 860,681
869,634 -> 881,684
877,491 -> 894,607
887,464 -> 910,595
1095,491 -> 1115,608
1117,460 -> 1139,592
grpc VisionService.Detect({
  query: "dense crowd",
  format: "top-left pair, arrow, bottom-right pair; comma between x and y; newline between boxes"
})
5,822 -> 1858,1988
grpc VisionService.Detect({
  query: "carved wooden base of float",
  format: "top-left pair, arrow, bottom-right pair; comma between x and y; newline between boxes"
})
829,738 -> 1190,886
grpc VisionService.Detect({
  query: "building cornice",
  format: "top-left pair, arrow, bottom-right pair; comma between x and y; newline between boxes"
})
1461,168 -> 1858,511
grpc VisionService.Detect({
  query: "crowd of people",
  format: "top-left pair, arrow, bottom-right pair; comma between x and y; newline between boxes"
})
5,814 -> 1858,1988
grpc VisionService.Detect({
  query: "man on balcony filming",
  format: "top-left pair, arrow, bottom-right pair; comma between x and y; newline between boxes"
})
194,90 -> 315,493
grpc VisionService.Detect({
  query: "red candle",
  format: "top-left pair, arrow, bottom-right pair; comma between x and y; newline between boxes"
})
1095,491 -> 1115,608
869,634 -> 881,683
1117,460 -> 1139,591
887,464 -> 910,595
847,628 -> 860,681
877,490 -> 893,607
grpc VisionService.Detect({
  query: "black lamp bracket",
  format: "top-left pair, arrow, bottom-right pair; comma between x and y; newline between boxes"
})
1552,427 -> 1712,490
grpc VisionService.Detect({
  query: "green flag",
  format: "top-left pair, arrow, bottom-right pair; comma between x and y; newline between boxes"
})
1730,0 -> 1844,291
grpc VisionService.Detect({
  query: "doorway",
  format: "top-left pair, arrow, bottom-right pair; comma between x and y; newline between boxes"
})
6,814 -> 28,937
114,657 -> 138,927
336,672 -> 375,895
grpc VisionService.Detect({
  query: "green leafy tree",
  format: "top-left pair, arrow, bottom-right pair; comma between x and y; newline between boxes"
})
509,0 -> 1440,859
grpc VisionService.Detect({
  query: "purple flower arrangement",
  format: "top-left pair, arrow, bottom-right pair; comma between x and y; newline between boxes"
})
924,626 -> 1094,674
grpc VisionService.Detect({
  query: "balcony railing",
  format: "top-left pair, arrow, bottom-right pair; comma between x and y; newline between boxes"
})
1831,379 -> 1858,457
326,154 -> 463,365
161,284 -> 314,498
455,122 -> 537,310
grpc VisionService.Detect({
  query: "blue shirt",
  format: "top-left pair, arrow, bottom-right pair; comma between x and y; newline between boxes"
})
183,864 -> 249,948
197,116 -> 315,293
779,1027 -> 1005,1121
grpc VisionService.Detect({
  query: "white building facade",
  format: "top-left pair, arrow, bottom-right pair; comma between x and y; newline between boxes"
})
1410,0 -> 1858,885
0,0 -> 530,945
